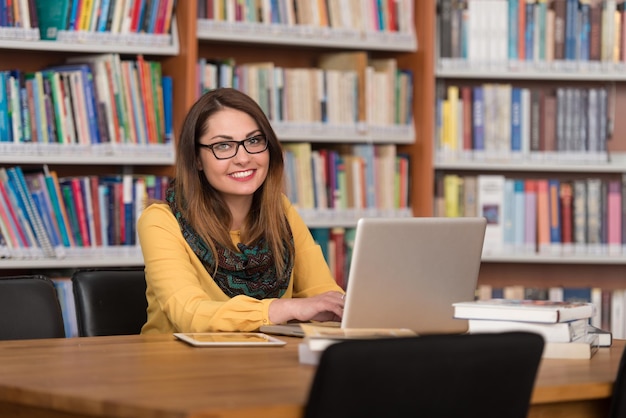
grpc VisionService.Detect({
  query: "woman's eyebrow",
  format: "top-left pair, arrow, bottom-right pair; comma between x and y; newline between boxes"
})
209,130 -> 262,141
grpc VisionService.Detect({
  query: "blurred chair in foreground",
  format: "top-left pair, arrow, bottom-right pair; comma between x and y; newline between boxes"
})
305,331 -> 545,418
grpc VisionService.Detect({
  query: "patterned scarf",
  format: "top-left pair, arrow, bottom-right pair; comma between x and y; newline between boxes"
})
166,186 -> 293,299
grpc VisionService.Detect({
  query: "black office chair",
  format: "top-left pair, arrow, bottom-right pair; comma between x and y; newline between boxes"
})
608,344 -> 626,418
71,268 -> 148,337
304,331 -> 545,418
0,275 -> 66,340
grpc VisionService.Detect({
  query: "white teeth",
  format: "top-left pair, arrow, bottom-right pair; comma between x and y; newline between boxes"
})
230,170 -> 253,178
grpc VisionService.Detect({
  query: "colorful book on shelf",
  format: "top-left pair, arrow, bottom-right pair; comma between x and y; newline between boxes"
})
453,299 -> 596,323
42,167 -> 73,247
24,171 -> 64,254
34,0 -> 71,40
6,166 -> 57,257
0,168 -> 40,257
47,64 -> 102,145
468,318 -> 589,343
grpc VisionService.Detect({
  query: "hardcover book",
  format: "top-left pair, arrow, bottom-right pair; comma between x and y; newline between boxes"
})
453,299 -> 596,323
543,333 -> 599,359
468,318 -> 588,342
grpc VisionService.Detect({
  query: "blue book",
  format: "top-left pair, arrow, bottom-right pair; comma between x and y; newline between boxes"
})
525,2 -> 535,60
563,287 -> 592,303
97,0 -> 112,31
310,228 -> 330,265
162,75 -> 173,143
472,86 -> 484,151
352,144 -> 376,209
548,179 -> 561,246
19,87 -> 31,143
511,87 -> 522,152
0,71 -> 9,141
564,0 -> 578,60
67,0 -> 81,31
508,0 -> 519,59
578,2 -> 591,61
30,186 -> 61,248
123,174 -> 134,246
7,166 -> 56,257
513,179 -> 526,249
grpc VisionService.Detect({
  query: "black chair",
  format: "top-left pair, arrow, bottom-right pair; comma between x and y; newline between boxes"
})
304,331 -> 545,418
71,268 -> 147,337
608,344 -> 626,418
0,275 -> 66,340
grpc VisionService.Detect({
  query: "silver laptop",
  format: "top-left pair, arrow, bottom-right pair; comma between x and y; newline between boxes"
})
261,217 -> 486,336
341,217 -> 486,334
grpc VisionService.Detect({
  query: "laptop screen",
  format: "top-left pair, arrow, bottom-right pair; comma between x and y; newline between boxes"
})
341,217 -> 486,334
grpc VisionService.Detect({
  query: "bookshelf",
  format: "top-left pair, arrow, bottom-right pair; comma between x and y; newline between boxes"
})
433,0 -> 626,296
0,1 -> 181,270
0,2 -> 433,273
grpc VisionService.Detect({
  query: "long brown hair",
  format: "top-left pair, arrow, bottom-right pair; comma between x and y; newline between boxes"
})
175,88 -> 293,273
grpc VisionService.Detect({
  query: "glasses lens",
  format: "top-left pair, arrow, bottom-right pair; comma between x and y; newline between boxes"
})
212,142 -> 237,159
243,135 -> 268,153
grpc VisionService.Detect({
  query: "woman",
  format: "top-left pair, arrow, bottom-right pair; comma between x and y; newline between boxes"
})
138,88 -> 345,333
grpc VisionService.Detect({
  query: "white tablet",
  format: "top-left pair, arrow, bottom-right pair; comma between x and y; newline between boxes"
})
173,332 -> 286,347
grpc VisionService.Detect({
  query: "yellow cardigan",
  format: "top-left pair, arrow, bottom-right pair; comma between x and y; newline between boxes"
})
138,197 -> 342,333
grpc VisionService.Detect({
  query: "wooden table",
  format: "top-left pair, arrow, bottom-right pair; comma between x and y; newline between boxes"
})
0,334 -> 622,418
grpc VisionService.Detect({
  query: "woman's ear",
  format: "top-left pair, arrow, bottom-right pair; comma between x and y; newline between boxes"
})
196,157 -> 203,171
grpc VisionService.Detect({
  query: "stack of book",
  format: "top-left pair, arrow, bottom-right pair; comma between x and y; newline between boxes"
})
298,324 -> 416,365
453,299 -> 611,359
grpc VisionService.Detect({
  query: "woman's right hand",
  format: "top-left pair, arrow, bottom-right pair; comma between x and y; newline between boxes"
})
268,291 -> 345,324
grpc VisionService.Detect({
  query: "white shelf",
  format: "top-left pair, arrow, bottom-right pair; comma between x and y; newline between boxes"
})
197,19 -> 417,52
0,19 -> 180,55
436,59 -> 626,80
482,253 -> 626,265
299,208 -> 414,228
0,255 -> 144,269
434,159 -> 624,173
275,122 -> 415,144
0,143 -> 175,165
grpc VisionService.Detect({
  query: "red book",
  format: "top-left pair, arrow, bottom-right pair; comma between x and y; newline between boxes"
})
560,182 -> 573,246
89,176 -> 102,247
461,86 -> 472,151
70,177 -> 91,247
607,180 -> 622,253
329,227 -> 346,289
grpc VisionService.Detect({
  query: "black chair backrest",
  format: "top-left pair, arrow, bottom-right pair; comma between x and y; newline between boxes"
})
0,275 -> 66,340
305,331 -> 545,418
72,268 -> 147,337
609,344 -> 626,418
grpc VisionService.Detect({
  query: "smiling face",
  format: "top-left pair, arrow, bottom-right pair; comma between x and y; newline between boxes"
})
196,107 -> 269,206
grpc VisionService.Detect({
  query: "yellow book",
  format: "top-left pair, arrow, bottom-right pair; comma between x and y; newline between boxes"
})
79,0 -> 94,31
443,174 -> 461,218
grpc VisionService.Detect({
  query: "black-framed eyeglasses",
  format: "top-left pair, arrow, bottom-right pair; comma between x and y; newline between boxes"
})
197,135 -> 269,160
